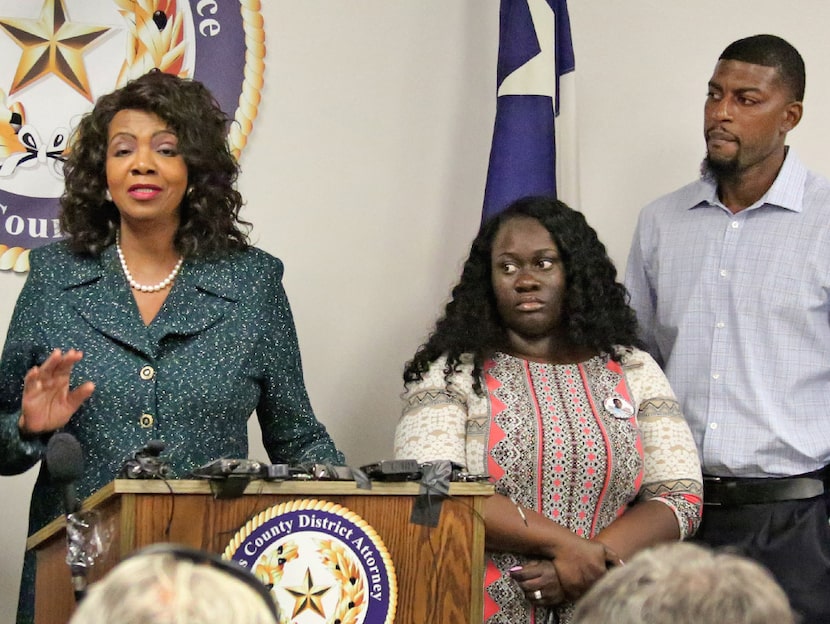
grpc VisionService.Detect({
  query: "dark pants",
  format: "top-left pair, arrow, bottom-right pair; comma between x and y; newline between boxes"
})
694,494 -> 830,624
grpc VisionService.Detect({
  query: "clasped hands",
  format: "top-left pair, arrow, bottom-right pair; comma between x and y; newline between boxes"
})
510,536 -> 623,606
17,349 -> 95,436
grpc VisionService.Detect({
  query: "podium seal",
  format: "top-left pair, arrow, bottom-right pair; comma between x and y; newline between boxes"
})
224,499 -> 398,624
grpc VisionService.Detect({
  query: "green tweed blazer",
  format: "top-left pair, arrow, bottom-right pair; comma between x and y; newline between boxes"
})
0,241 -> 344,623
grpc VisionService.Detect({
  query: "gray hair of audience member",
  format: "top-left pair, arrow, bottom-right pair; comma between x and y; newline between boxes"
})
68,550 -> 278,624
571,542 -> 795,624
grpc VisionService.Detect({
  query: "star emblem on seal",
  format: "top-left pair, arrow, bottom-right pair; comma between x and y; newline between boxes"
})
284,568 -> 332,618
0,0 -> 111,101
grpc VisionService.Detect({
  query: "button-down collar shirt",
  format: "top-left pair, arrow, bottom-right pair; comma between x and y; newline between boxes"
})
625,149 -> 830,477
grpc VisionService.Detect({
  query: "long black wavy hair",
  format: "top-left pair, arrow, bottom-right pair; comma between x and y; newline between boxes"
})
59,70 -> 250,257
403,196 -> 642,394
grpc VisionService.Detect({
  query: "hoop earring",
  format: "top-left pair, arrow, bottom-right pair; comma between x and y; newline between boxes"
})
105,189 -> 112,202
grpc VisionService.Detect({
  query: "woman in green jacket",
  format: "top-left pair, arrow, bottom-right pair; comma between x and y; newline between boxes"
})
0,71 -> 343,624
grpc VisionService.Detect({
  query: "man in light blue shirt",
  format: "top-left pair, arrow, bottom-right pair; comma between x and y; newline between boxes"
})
626,34 -> 830,624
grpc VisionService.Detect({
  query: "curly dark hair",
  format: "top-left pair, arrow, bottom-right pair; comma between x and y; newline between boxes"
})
403,196 -> 643,394
59,70 -> 250,257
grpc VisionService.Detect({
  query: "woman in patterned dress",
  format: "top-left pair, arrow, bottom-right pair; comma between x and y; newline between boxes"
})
394,196 -> 702,623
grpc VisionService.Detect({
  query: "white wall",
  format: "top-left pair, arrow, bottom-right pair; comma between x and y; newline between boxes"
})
3,2 -> 830,620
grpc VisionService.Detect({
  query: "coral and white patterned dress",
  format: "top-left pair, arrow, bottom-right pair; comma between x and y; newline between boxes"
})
395,348 -> 702,624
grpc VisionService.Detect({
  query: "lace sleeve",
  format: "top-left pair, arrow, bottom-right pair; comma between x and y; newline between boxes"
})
624,349 -> 703,538
394,356 -> 474,468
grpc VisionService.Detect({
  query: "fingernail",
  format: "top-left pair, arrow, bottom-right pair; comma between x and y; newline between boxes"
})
509,565 -> 523,572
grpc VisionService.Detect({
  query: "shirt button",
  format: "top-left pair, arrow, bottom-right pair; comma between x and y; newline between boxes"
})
712,373 -> 720,380
710,422 -> 718,430
719,269 -> 728,278
716,322 -> 725,329
139,413 -> 154,428
139,365 -> 155,380
731,221 -> 739,229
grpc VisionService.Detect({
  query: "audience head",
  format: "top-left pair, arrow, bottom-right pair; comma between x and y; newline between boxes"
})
404,195 -> 640,392
69,544 -> 279,624
571,542 -> 795,624
60,70 -> 249,257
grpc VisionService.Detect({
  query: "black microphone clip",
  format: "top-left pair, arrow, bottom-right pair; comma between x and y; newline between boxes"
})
120,439 -> 172,479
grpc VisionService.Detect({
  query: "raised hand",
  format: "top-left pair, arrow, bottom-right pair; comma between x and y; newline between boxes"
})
18,349 -> 95,435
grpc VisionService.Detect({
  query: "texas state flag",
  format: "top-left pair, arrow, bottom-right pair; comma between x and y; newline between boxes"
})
482,0 -> 577,222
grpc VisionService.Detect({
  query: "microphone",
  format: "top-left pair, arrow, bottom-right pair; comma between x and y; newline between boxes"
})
45,432 -> 84,513
120,439 -> 171,479
45,432 -> 87,602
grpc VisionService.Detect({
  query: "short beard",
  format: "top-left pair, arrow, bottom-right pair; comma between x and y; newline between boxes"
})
702,153 -> 740,180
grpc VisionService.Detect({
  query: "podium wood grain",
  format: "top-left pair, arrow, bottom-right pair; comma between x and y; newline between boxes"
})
28,480 -> 491,624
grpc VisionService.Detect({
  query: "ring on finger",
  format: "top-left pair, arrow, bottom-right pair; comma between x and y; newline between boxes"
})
531,589 -> 542,601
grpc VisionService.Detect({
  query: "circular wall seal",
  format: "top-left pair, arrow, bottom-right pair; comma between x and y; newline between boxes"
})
0,0 -> 264,272
224,499 -> 398,624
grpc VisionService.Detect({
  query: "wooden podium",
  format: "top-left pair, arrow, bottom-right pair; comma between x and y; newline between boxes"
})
27,479 -> 492,624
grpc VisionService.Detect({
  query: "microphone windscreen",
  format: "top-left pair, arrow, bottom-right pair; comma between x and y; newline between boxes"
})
145,439 -> 166,455
45,432 -> 84,484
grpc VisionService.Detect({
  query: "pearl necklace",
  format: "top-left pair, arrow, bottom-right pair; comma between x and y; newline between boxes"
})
116,233 -> 184,293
